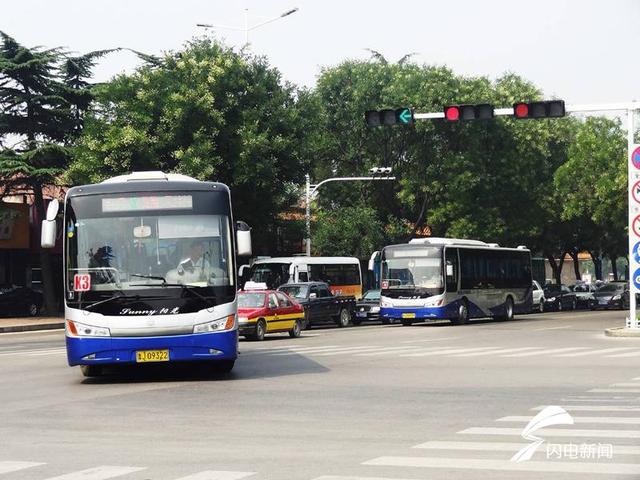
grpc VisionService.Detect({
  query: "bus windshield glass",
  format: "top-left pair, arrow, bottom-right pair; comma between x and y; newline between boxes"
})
382,246 -> 443,293
65,190 -> 235,311
247,263 -> 291,289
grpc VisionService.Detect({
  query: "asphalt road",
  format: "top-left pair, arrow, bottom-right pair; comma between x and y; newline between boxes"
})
1,310 -> 639,480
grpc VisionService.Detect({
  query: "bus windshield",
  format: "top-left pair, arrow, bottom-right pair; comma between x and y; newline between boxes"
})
247,263 -> 291,289
381,247 -> 443,292
65,191 -> 235,312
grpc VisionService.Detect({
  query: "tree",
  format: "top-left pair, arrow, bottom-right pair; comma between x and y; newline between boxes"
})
70,38 -> 310,254
311,206 -> 385,257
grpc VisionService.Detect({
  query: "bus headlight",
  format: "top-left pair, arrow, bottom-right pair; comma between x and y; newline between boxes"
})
66,319 -> 110,337
193,315 -> 235,334
371,306 -> 380,313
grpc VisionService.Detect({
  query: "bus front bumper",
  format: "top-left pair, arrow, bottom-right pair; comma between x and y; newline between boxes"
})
65,329 -> 238,366
380,305 -> 457,320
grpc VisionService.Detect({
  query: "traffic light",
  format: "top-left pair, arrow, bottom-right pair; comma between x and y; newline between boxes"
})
365,108 -> 414,127
513,100 -> 565,119
443,104 -> 494,121
370,167 -> 392,175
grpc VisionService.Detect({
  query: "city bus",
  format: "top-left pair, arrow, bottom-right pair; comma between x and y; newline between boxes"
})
41,171 -> 251,376
243,256 -> 363,298
378,237 -> 532,325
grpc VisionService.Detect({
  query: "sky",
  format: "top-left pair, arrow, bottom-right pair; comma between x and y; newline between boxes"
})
3,0 -> 639,106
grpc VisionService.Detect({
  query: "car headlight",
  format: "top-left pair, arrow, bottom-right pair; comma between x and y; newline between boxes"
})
66,319 -> 110,337
238,316 -> 249,324
371,306 -> 380,313
612,295 -> 621,301
547,297 -> 556,302
380,299 -> 391,307
193,315 -> 235,334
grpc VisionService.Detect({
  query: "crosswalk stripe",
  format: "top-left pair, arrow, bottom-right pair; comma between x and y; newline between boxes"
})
29,349 -> 67,356
312,476 -> 415,480
452,347 -> 539,357
605,351 -> 640,357
553,347 -> 633,357
401,336 -> 459,343
498,415 -> 640,425
270,345 -> 376,355
534,405 -> 640,412
174,471 -> 256,480
42,466 -> 146,480
612,383 -> 640,387
362,456 -> 640,474
590,388 -> 640,393
501,347 -> 587,357
400,347 -> 498,357
354,347 -> 428,357
0,348 -> 65,357
460,426 -> 640,438
312,346 -> 392,356
412,440 -> 640,454
561,397 -> 640,402
0,461 -> 44,474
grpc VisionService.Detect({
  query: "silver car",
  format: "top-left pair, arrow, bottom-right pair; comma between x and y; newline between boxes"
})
531,280 -> 546,313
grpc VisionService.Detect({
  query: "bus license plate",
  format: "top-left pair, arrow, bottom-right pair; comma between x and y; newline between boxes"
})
402,313 -> 416,319
135,350 -> 169,363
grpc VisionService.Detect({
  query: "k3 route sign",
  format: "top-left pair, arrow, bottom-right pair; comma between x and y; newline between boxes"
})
630,145 -> 640,293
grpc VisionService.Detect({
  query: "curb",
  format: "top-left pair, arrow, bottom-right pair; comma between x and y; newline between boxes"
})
0,322 -> 64,334
605,327 -> 640,337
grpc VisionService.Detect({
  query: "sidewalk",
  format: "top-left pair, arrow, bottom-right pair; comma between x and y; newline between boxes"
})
0,316 -> 64,333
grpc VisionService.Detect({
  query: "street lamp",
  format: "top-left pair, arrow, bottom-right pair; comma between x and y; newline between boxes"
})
197,7 -> 299,46
305,169 -> 396,256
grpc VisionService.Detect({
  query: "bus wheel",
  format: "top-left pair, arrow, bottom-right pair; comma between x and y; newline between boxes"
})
401,319 -> 413,326
289,320 -> 302,338
498,297 -> 514,321
215,360 -> 235,374
336,308 -> 351,328
80,365 -> 102,377
451,300 -> 469,325
251,320 -> 266,341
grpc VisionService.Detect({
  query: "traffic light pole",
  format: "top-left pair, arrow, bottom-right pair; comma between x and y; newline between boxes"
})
413,101 -> 640,328
305,175 -> 395,256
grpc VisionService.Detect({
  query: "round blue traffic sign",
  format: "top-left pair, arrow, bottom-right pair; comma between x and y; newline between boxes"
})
634,268 -> 640,290
634,241 -> 640,264
633,146 -> 640,169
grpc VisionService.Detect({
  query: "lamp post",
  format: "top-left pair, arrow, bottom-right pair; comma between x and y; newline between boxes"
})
305,168 -> 395,256
197,7 -> 299,46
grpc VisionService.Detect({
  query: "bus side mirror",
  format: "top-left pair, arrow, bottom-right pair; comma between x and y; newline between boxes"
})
236,221 -> 252,256
41,199 -> 59,249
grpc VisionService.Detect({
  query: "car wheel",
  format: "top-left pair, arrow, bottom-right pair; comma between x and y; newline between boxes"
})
451,300 -> 469,325
558,300 -> 562,311
303,310 -> 311,330
572,298 -> 577,310
289,319 -> 302,338
251,319 -> 266,341
80,365 -> 102,377
27,302 -> 39,317
336,308 -> 351,328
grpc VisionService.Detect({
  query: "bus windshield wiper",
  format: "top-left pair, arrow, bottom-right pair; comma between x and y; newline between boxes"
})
84,291 -> 139,311
129,279 -> 215,308
130,274 -> 168,284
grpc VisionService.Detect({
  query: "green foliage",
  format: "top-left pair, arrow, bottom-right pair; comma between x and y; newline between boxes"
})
312,206 -> 385,257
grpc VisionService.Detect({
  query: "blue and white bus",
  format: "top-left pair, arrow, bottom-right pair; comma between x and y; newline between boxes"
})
378,238 -> 532,325
41,171 -> 251,376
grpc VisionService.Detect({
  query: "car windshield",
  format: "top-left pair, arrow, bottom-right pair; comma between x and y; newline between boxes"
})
238,292 -> 266,308
572,284 -> 591,292
279,285 -> 309,300
597,283 -> 625,293
363,290 -> 381,301
543,285 -> 561,294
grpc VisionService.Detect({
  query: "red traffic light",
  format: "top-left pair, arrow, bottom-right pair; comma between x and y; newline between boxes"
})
513,100 -> 565,119
444,104 -> 494,121
445,106 -> 460,121
514,103 -> 529,118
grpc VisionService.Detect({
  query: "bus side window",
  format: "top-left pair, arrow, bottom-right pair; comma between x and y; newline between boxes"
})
298,271 -> 308,282
445,248 -> 458,292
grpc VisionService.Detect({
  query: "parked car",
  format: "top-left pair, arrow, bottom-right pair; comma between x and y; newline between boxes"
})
570,283 -> 597,309
589,282 -> 629,310
278,282 -> 356,328
0,284 -> 42,317
531,281 -> 545,313
237,290 -> 304,341
542,284 -> 577,311
352,289 -> 386,325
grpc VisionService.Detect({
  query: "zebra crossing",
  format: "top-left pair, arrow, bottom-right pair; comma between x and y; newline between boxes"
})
0,463 -> 256,480
247,343 -> 640,360
0,346 -> 66,358
344,375 -> 640,478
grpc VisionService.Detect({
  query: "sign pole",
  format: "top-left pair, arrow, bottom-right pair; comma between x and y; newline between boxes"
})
628,109 -> 638,328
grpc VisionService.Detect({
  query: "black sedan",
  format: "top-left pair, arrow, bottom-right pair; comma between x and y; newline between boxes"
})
589,282 -> 628,310
352,289 -> 384,325
0,284 -> 42,317
543,284 -> 577,311
570,283 -> 597,309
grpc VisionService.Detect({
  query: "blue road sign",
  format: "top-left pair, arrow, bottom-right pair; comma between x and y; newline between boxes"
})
634,241 -> 640,264
633,146 -> 640,169
634,267 -> 640,290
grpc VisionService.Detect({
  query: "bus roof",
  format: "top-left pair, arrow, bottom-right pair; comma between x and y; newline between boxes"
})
387,237 -> 530,252
252,257 -> 360,265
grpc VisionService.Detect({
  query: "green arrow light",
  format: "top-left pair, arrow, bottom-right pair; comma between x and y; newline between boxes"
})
396,108 -> 413,125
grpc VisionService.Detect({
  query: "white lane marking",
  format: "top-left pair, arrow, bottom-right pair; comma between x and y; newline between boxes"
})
263,345 -> 342,352
400,347 -> 498,357
412,440 -> 640,454
28,349 -> 67,356
460,426 -> 640,438
0,461 -> 44,474
312,346 -> 394,356
606,351 -> 640,357
612,383 -> 640,387
312,476 -> 415,480
268,346 -> 376,356
590,388 -> 640,393
561,397 -> 640,402
362,456 -> 640,474
354,347 -> 430,357
498,415 -> 640,425
42,466 -> 146,480
0,347 -> 65,357
553,347 -> 633,357
249,344 -> 339,352
451,347 -> 539,357
531,325 -> 573,331
533,405 -> 640,412
400,336 -> 459,344
174,471 -> 256,480
501,347 -> 587,357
